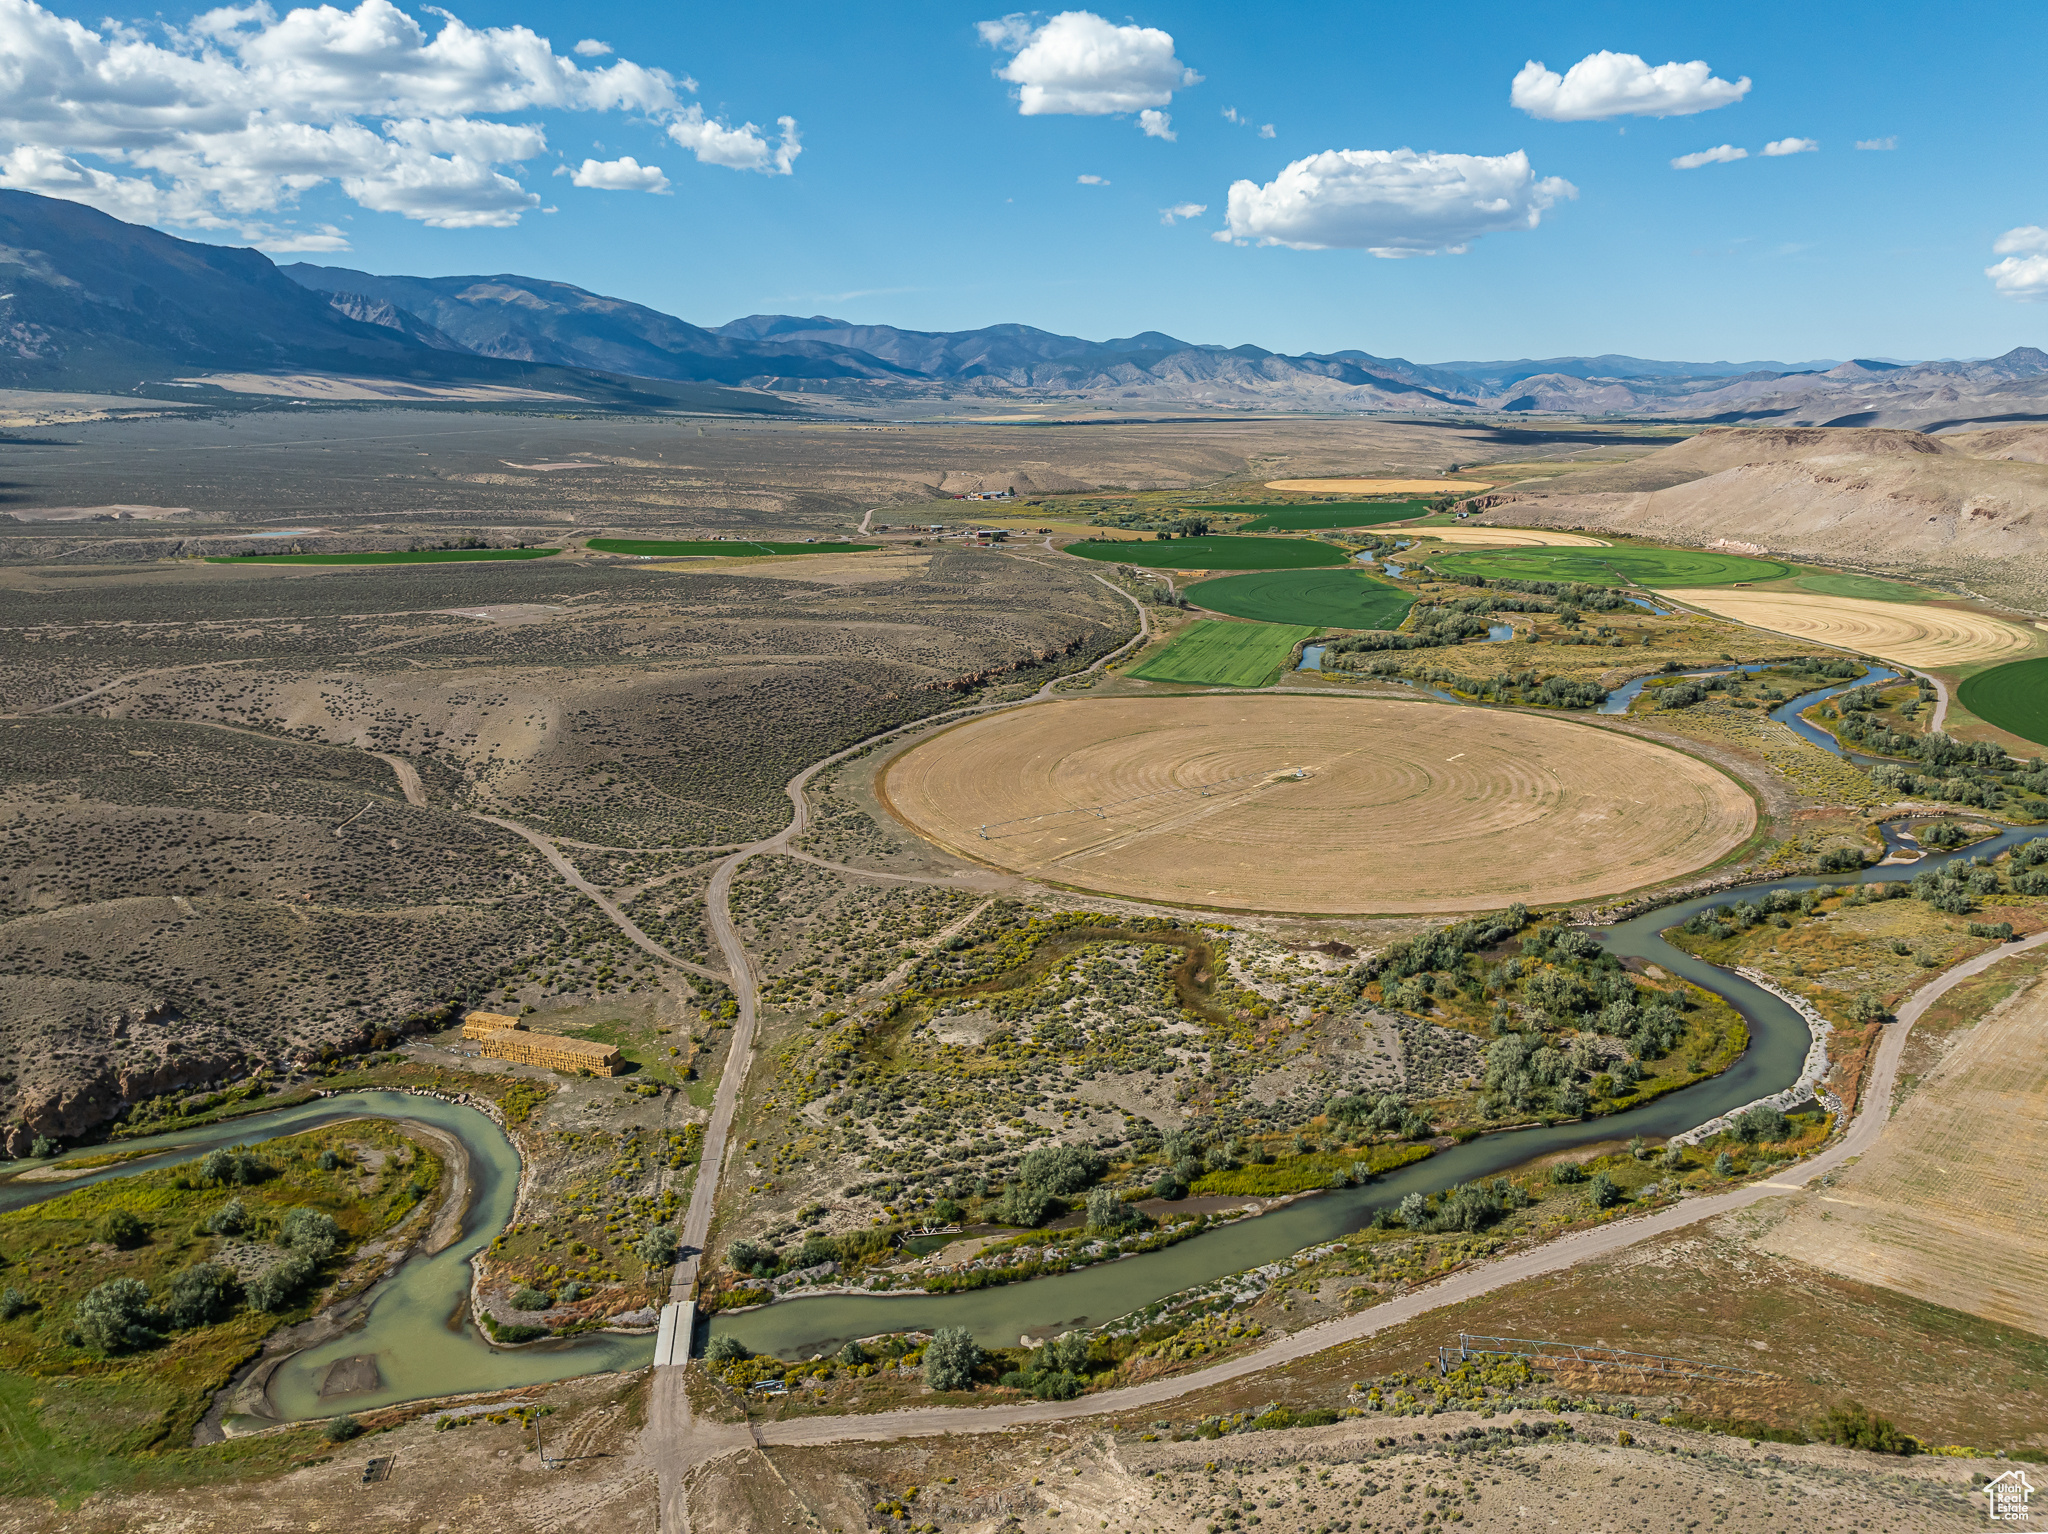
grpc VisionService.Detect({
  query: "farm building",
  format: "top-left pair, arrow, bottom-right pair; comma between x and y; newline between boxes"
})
460,1011 -> 620,1076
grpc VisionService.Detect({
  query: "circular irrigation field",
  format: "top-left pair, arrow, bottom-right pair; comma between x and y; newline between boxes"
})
1429,546 -> 1792,587
880,695 -> 1756,914
1957,658 -> 2048,747
1677,590 -> 2041,670
1188,568 -> 1413,628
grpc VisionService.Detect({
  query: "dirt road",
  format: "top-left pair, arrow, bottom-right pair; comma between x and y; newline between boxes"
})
371,751 -> 427,807
654,567 -> 1149,1529
470,812 -> 730,985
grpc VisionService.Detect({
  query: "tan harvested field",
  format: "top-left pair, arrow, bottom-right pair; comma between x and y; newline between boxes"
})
880,695 -> 1755,913
1265,477 -> 1492,492
1677,588 -> 2041,669
1758,973 -> 2048,1332
1409,525 -> 1609,547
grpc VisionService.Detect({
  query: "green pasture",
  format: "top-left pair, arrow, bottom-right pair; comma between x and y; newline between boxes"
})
1959,658 -> 2048,749
1428,545 -> 1793,588
1067,535 -> 1350,570
1128,620 -> 1317,687
1199,501 -> 1430,532
1189,567 -> 1414,630
207,548 -> 558,566
586,538 -> 879,557
1788,571 -> 1940,602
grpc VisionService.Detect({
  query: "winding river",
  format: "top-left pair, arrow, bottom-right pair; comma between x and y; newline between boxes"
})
709,823 -> 2042,1360
5,828 -> 2038,1406
0,1091 -> 654,1420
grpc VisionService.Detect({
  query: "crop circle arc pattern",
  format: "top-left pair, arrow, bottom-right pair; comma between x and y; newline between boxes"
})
880,695 -> 1756,914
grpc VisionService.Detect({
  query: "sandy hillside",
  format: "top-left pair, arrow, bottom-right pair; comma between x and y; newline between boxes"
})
1475,426 -> 2048,609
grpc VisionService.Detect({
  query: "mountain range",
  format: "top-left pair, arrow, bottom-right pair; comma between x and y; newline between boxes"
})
1,189 -> 2045,429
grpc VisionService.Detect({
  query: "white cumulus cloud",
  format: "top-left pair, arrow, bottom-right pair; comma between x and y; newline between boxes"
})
1762,137 -> 1817,156
0,0 -> 796,245
1222,107 -> 1276,138
1158,201 -> 1204,224
1671,144 -> 1747,169
1988,226 -> 2048,300
1221,147 -> 1575,256
1856,136 -> 1897,151
978,10 -> 1200,116
666,106 -> 799,174
1076,173 -> 1109,184
566,155 -> 667,193
1511,51 -> 1750,121
1138,108 -> 1174,141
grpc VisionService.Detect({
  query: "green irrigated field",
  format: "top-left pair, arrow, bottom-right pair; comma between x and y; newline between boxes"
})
1792,571 -> 1939,602
1189,567 -> 1414,629
207,547 -> 559,566
586,538 -> 879,557
1067,535 -> 1349,570
1429,545 -> 1794,588
1204,501 -> 1429,532
1128,620 -> 1317,687
1959,657 -> 2048,748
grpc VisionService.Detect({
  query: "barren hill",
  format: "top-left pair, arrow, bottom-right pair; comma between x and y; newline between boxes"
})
1475,426 -> 2048,610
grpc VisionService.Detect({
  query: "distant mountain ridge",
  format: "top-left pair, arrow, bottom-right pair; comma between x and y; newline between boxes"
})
279,264 -> 2048,426
0,190 -> 801,413
0,188 -> 2044,429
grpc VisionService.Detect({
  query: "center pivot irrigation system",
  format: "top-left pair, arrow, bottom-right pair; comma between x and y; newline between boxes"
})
976,767 -> 1314,840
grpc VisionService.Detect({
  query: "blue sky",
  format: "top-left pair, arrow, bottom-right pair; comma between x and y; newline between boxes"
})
3,0 -> 2044,363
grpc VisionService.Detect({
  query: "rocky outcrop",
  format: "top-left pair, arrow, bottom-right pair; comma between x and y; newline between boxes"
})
0,978 -> 243,1154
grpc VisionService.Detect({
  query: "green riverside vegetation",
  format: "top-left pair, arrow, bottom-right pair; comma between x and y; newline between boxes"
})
0,1122 -> 439,1500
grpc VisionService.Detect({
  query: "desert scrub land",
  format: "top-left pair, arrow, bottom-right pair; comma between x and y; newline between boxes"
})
0,1121 -> 440,1493
689,1409 -> 1987,1534
0,545 -> 1134,1148
699,906 -> 1760,1305
729,859 -> 988,1011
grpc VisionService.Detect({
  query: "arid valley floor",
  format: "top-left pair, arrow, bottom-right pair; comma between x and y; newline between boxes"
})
4,398 -> 2048,1534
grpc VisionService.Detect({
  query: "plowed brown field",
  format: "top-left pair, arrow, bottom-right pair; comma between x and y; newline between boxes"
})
880,695 -> 1755,913
1678,589 -> 2041,669
1758,965 -> 2048,1332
